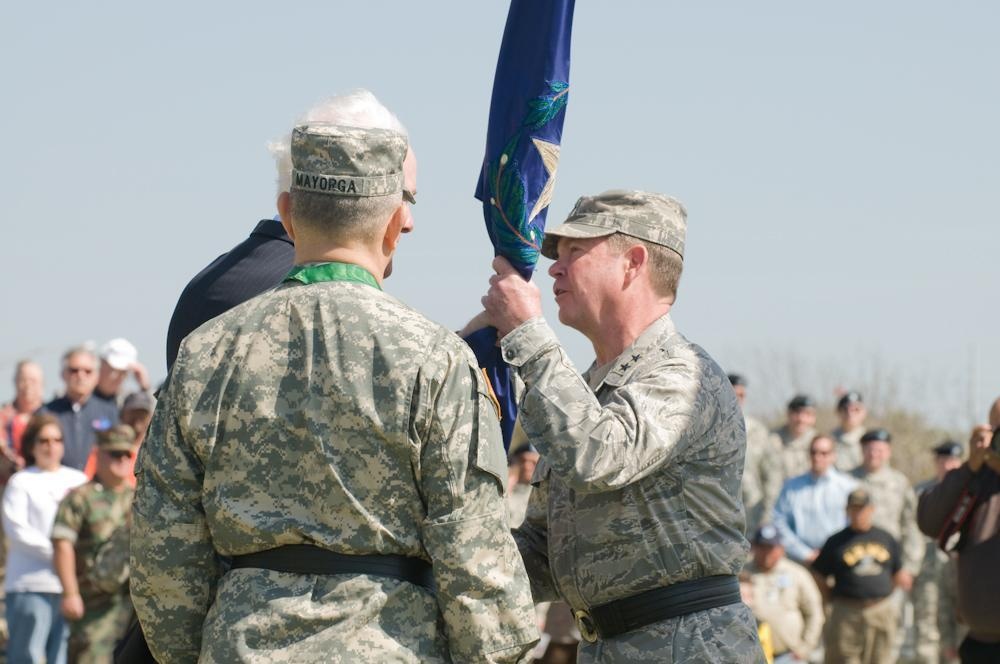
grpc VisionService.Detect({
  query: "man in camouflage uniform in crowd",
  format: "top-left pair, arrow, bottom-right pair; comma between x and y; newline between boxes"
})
774,395 -> 818,482
912,441 -> 964,664
483,190 -> 762,662
52,425 -> 135,663
729,374 -> 783,535
850,428 -> 923,660
130,92 -> 537,663
831,391 -> 866,472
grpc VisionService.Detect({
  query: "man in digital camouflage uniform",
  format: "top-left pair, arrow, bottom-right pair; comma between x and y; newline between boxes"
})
482,190 -> 763,662
831,391 -> 866,472
130,91 -> 537,663
52,424 -> 136,663
729,374 -> 783,536
774,395 -> 818,483
912,441 -> 964,664
850,428 -> 923,661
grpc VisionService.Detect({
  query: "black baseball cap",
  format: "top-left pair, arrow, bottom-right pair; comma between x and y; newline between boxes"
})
860,428 -> 892,444
932,440 -> 962,458
837,391 -> 863,410
787,395 -> 815,411
753,524 -> 782,547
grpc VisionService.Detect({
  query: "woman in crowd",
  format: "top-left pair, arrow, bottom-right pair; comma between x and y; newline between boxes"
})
2,413 -> 87,664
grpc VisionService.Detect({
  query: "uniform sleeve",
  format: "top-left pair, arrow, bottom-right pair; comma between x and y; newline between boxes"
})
899,484 -> 924,575
501,317 -> 715,494
810,539 -> 835,577
889,533 -> 903,574
2,475 -> 55,558
130,359 -> 218,664
917,466 -> 973,539
415,342 -> 538,663
761,433 -> 784,519
797,566 -> 824,652
51,489 -> 85,543
771,484 -> 813,562
511,460 -> 559,603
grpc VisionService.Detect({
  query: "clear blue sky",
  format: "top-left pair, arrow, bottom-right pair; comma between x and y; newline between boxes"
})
2,1 -> 997,428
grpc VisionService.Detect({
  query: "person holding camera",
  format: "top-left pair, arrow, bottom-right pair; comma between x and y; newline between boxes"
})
917,397 -> 1000,664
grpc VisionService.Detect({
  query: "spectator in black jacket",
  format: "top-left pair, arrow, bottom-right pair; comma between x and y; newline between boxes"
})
918,397 -> 1000,664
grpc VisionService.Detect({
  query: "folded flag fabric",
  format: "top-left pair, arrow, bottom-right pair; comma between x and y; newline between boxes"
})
466,0 -> 575,450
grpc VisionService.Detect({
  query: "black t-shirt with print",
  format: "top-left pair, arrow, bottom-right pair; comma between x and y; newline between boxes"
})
812,525 -> 901,600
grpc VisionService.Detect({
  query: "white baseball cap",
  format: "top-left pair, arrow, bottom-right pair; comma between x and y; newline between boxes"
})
100,338 -> 138,371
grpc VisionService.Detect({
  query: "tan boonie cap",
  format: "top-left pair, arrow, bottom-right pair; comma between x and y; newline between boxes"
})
846,487 -> 872,509
541,190 -> 687,260
96,425 -> 135,452
290,124 -> 407,198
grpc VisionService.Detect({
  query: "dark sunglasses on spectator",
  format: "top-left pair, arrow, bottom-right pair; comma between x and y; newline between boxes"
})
67,367 -> 94,374
106,450 -> 133,460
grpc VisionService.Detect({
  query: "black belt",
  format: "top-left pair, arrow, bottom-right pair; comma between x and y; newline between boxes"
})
230,545 -> 435,590
573,575 -> 742,642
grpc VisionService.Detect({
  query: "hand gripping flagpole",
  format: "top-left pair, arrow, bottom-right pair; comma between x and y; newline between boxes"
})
465,0 -> 575,451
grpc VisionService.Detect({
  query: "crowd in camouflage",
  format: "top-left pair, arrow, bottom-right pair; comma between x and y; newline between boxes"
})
736,384 -> 969,663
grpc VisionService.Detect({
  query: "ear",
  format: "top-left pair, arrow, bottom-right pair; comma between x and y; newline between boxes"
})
622,243 -> 648,286
382,203 -> 407,256
277,192 -> 295,242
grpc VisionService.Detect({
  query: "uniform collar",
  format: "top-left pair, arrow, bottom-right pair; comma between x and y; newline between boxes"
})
283,261 -> 381,290
585,314 -> 676,391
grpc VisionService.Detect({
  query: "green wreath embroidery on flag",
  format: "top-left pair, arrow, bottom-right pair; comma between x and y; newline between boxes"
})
487,81 -> 569,266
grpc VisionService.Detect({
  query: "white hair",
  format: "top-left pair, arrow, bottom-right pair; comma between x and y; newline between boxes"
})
268,89 -> 408,195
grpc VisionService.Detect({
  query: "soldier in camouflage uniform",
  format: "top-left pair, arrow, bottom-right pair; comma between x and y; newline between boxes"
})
831,391 -> 866,472
912,441 -> 964,664
850,429 -> 923,582
729,374 -> 783,536
52,425 -> 135,663
774,395 -> 817,483
130,93 -> 537,663
482,190 -> 763,663
850,428 -> 923,661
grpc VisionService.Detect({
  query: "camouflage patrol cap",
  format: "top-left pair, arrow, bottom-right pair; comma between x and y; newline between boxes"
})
540,190 -> 687,260
290,124 -> 408,198
96,424 -> 135,452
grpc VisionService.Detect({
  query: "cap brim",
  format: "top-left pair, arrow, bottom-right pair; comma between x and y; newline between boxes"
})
99,443 -> 134,452
540,221 -> 618,259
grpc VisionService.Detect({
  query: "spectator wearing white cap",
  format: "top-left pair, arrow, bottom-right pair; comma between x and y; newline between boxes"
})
94,339 -> 150,408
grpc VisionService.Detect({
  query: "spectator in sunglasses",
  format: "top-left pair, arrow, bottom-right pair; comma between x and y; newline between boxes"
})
2,414 -> 87,663
40,346 -> 119,471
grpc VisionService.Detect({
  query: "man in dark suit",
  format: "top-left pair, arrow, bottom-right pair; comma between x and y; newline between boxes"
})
165,217 -> 294,370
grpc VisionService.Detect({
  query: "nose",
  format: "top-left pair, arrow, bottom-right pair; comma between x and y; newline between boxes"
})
401,207 -> 414,234
548,259 -> 564,278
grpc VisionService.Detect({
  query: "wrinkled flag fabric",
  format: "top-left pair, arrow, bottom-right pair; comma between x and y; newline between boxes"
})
465,0 -> 575,449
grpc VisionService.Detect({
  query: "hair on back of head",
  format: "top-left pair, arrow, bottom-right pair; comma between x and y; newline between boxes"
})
606,233 -> 683,299
270,90 -> 409,242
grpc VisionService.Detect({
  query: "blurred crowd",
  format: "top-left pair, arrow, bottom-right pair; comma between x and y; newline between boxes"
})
0,341 -> 150,663
0,343 -> 995,664
505,375 -> 998,664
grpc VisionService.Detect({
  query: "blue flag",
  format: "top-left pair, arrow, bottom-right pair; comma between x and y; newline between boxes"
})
465,0 -> 575,450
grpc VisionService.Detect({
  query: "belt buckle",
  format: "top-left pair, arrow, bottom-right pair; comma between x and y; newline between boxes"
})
573,609 -> 599,643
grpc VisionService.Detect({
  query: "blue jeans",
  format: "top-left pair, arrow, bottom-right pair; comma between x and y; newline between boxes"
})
5,591 -> 68,664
